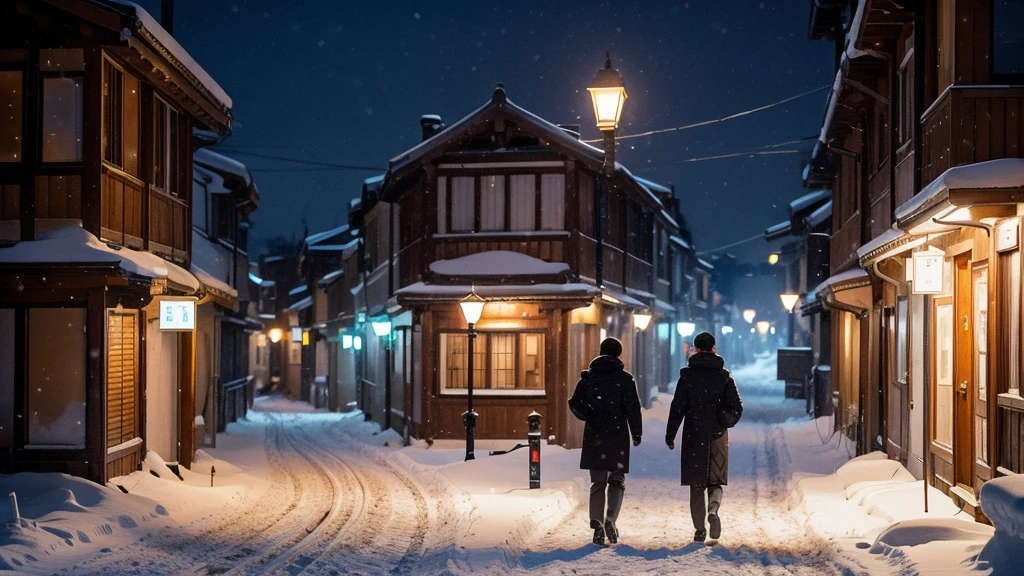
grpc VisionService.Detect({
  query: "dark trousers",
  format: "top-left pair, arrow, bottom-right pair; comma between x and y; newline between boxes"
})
589,470 -> 626,528
689,484 -> 723,530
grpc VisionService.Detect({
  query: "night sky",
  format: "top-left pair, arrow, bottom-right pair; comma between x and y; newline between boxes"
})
138,1 -> 834,263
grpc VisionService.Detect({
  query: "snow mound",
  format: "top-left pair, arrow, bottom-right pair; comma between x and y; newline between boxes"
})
429,250 -> 570,277
870,518 -> 993,551
978,474 -> 1024,571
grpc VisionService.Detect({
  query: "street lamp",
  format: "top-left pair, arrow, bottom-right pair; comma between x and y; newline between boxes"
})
459,290 -> 485,461
677,321 -> 696,337
780,292 -> 800,346
267,328 -> 283,343
588,52 -> 627,287
742,309 -> 757,324
371,319 -> 392,430
633,311 -> 652,331
756,321 -> 771,336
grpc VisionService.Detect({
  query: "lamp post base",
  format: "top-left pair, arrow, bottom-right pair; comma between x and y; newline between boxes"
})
463,410 -> 478,461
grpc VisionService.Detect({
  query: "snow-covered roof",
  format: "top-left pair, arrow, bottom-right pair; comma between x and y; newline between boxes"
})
810,268 -> 870,297
670,235 -> 692,250
806,199 -> 832,229
790,190 -> 831,215
194,148 -> 251,186
304,224 -> 351,247
764,220 -> 792,240
287,295 -> 312,312
95,0 -> 230,112
193,164 -> 229,195
191,264 -> 238,299
429,251 -> 570,277
289,284 -> 308,297
895,158 -> 1024,224
855,228 -> 905,261
318,268 -> 344,287
0,222 -> 199,292
697,258 -> 714,270
97,0 -> 231,110
601,288 -> 646,308
396,281 -> 600,301
633,176 -> 672,195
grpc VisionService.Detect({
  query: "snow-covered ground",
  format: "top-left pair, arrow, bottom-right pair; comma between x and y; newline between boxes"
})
0,353 -> 1006,574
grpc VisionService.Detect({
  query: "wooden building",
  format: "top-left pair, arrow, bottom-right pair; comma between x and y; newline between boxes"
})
805,0 -> 1024,518
0,0 -> 231,482
359,85 -> 681,447
191,148 -> 260,444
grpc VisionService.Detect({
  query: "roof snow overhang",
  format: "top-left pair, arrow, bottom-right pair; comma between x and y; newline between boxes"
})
810,267 -> 871,318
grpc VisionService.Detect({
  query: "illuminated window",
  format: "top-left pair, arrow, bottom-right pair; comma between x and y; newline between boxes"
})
440,332 -> 545,395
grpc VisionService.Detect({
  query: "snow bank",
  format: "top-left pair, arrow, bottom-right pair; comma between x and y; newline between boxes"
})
429,250 -> 570,277
977,474 -> 1024,571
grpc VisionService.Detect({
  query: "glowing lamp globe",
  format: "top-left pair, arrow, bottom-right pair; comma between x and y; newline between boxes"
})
633,311 -> 652,331
267,328 -> 283,343
780,293 -> 800,313
742,309 -> 757,324
587,53 -> 627,131
459,290 -> 485,325
371,320 -> 391,337
756,321 -> 771,335
677,321 -> 696,337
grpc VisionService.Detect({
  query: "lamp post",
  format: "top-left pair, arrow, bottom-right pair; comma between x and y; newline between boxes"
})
588,53 -> 627,288
371,319 -> 392,430
632,310 -> 652,408
459,290 -> 485,461
780,293 -> 800,346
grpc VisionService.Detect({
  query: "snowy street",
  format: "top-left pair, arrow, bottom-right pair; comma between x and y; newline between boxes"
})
3,355 -> 997,575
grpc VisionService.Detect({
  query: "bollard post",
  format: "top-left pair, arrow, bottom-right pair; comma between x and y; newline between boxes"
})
210,465 -> 216,487
8,492 -> 19,525
527,411 -> 542,489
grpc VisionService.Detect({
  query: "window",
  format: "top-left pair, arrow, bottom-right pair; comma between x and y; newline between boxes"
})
509,174 -> 536,231
450,176 -> 474,232
898,54 -> 914,145
103,60 -> 141,176
40,49 -> 84,163
27,308 -> 86,448
934,302 -> 953,447
539,174 -> 565,230
0,71 -> 22,162
107,311 -> 137,449
436,175 -> 447,233
936,0 -> 955,93
440,332 -> 545,394
153,97 -> 180,195
0,309 -> 13,447
1,184 -> 20,222
994,0 -> 1024,79
480,175 -> 505,231
975,267 -> 988,464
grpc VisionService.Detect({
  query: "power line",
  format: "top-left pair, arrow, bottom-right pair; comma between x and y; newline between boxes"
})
643,135 -> 816,166
583,84 -> 830,143
213,149 -> 384,172
697,232 -> 767,256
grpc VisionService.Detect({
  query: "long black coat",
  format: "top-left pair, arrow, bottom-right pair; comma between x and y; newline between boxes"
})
569,355 -> 642,473
665,352 -> 743,486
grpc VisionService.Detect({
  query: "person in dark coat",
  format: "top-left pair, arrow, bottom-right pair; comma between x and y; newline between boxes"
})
665,332 -> 743,542
568,337 -> 643,546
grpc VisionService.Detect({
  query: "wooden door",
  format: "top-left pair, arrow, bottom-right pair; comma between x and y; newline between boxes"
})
953,254 -> 974,490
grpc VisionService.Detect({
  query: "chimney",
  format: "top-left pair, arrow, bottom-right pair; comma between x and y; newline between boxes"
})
556,124 -> 581,140
420,115 -> 443,141
161,0 -> 175,36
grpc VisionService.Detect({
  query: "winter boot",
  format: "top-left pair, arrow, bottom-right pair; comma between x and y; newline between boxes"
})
604,520 -> 618,544
708,513 -> 721,540
593,525 -> 606,546
694,528 -> 707,542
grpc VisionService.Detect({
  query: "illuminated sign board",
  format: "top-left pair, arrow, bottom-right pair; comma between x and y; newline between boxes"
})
159,300 -> 196,330
912,251 -> 944,294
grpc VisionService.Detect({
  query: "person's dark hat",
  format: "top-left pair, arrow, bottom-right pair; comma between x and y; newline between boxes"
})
599,337 -> 622,358
694,332 -> 715,351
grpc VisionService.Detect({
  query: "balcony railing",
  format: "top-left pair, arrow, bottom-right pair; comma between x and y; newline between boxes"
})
921,86 -> 1024,187
100,163 -> 188,261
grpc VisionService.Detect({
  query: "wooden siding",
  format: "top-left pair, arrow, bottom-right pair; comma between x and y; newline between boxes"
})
999,400 -> 1024,474
433,235 -> 566,265
148,187 -> 188,260
100,164 -> 145,248
831,212 -> 862,271
921,88 -> 1024,186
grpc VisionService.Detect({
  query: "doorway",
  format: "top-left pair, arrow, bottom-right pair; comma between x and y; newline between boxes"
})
953,253 -> 975,492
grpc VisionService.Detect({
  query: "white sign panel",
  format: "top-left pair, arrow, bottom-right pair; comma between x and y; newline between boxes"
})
912,252 -> 944,294
159,300 -> 195,330
996,220 -> 1019,252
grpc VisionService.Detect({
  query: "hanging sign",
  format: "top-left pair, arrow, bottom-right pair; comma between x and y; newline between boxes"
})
912,250 -> 944,294
996,220 -> 1019,252
159,300 -> 196,330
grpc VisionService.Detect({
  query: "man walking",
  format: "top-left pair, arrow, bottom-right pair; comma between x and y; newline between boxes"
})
665,332 -> 743,543
569,337 -> 642,546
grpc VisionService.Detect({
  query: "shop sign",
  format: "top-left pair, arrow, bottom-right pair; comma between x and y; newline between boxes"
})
159,300 -> 196,330
912,250 -> 945,294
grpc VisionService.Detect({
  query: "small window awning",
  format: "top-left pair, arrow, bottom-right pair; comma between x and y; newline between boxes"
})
895,158 -> 1024,235
810,268 -> 871,318
856,228 -> 927,268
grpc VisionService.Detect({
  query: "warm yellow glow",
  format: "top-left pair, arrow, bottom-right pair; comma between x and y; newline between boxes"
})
459,291 -> 486,325
780,293 -> 800,313
268,328 -> 283,343
570,303 -> 601,325
633,312 -> 652,331
302,330 -> 310,346
756,321 -> 771,335
589,87 -> 626,129
600,292 -> 622,304
743,309 -> 757,324
768,253 -> 780,265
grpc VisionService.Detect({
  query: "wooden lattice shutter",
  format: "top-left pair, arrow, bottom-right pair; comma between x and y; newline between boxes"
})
107,312 -> 137,448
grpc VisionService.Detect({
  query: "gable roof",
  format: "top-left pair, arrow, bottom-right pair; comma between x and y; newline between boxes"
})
387,84 -> 671,215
